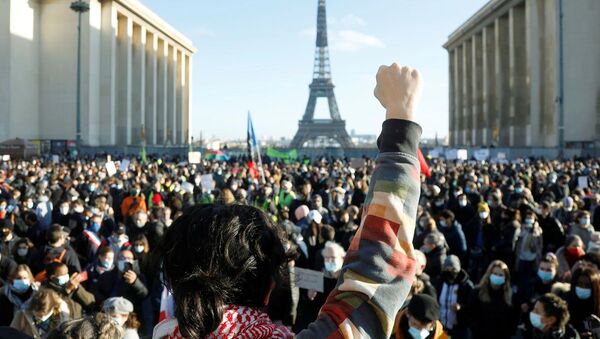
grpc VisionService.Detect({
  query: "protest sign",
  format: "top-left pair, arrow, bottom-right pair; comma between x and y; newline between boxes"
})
293,267 -> 324,292
105,161 -> 117,177
457,149 -> 468,161
350,158 -> 366,169
201,174 -> 215,192
188,152 -> 201,164
51,155 -> 59,164
473,149 -> 489,161
578,176 -> 589,189
119,159 -> 130,172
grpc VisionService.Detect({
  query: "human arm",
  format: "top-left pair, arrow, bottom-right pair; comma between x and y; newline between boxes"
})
297,63 -> 422,338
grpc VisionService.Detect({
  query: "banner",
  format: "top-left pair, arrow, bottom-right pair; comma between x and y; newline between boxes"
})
247,112 -> 265,182
473,149 -> 490,161
266,148 -> 298,162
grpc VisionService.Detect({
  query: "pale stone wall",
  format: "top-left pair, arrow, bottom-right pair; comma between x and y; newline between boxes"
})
444,0 -> 600,148
0,0 -> 195,147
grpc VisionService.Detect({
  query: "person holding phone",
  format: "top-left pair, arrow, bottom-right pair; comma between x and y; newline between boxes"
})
43,262 -> 95,319
93,249 -> 148,324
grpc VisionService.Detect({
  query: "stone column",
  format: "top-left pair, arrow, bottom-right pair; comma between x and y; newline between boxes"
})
131,24 -> 145,146
178,52 -> 187,145
495,15 -> 510,146
176,50 -> 184,145
482,25 -> 496,146
184,54 -> 191,145
157,39 -> 168,144
116,14 -> 132,145
509,4 -> 529,147
99,2 -> 117,145
145,32 -> 158,145
449,49 -> 456,146
472,33 -> 483,146
167,45 -> 177,145
463,40 -> 473,146
455,45 -> 463,146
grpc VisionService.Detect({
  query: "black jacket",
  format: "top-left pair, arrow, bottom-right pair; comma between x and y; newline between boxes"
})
0,254 -> 16,282
435,269 -> 474,329
466,286 -> 518,339
91,266 -> 148,311
28,244 -> 81,275
424,246 -> 447,280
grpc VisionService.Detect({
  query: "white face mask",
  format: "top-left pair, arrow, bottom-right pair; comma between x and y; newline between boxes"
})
74,206 -> 84,214
111,316 -> 126,327
408,326 -> 430,339
324,260 -> 342,273
60,206 -> 70,215
479,212 -> 489,219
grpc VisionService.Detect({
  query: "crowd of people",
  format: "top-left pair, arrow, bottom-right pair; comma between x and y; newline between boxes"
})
0,153 -> 599,338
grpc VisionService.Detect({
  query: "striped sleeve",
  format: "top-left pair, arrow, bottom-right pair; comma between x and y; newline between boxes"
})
297,119 -> 422,339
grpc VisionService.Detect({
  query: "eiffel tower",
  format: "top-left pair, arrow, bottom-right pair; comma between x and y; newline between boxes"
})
290,0 -> 353,149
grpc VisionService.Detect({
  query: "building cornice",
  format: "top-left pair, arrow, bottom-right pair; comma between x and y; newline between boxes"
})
106,0 -> 196,54
443,0 -> 523,50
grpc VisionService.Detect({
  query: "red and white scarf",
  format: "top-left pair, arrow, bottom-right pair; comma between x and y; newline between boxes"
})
153,305 -> 295,339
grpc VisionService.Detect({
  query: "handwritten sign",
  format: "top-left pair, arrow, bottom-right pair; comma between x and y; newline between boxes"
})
578,176 -> 589,189
457,149 -> 468,161
200,174 -> 215,192
293,267 -> 324,292
119,159 -> 130,172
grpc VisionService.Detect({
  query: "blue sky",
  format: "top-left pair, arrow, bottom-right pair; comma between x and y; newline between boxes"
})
142,0 -> 488,141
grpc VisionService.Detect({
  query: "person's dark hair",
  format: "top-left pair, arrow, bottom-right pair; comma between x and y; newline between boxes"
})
160,204 -> 291,338
47,313 -> 123,339
321,224 -> 335,242
569,267 -> 600,316
46,262 -> 66,278
440,210 -> 455,221
97,246 -> 114,257
581,253 -> 600,269
537,293 -> 570,330
46,225 -> 64,244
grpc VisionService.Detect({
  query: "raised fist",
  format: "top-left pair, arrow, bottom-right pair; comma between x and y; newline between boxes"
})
374,63 -> 422,122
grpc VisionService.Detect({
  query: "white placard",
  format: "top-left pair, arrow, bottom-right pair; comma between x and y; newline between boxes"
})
497,152 -> 506,160
119,159 -> 130,172
105,161 -> 117,177
457,149 -> 468,161
428,149 -> 440,159
51,155 -> 59,164
293,267 -> 324,292
201,174 -> 215,192
350,158 -> 366,169
2,155 -> 10,161
181,181 -> 194,193
188,152 -> 201,164
578,176 -> 589,189
473,149 -> 490,161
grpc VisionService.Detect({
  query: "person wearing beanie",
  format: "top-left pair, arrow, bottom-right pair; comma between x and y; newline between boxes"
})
434,255 -> 473,339
464,202 -> 495,281
393,294 -> 448,339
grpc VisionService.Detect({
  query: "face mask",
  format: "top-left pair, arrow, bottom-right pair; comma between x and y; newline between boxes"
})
111,316 -> 126,327
135,220 -> 146,228
537,270 -> 554,283
487,199 -> 495,206
17,248 -> 28,257
479,212 -> 489,219
134,245 -> 145,254
38,310 -> 54,322
576,287 -> 592,300
74,206 -> 84,214
524,218 -> 534,227
0,205 -> 5,212
11,279 -> 31,294
26,202 -> 34,209
100,259 -> 113,269
419,220 -> 427,228
489,274 -> 506,286
90,222 -> 101,233
56,274 -> 70,286
439,220 -> 448,228
117,237 -> 128,247
581,218 -> 591,226
408,326 -> 430,339
324,261 -> 341,273
529,312 -> 544,330
435,200 -> 444,207
458,200 -> 467,207
454,191 -> 462,198
465,187 -> 472,194
442,270 -> 459,284
420,245 -> 433,254
515,187 -> 523,194
60,206 -> 70,215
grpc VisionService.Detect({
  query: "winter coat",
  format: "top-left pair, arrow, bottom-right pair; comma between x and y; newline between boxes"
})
466,286 -> 518,339
434,270 -> 474,330
28,244 -> 81,276
43,280 -> 95,320
0,283 -> 38,326
393,309 -> 449,339
440,221 -> 467,261
424,245 -> 447,280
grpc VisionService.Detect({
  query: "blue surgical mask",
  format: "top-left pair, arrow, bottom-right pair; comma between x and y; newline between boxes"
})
576,287 -> 592,300
134,245 -> 145,254
537,270 -> 554,283
489,274 -> 506,286
100,259 -> 113,269
11,279 -> 31,294
324,261 -> 341,273
56,274 -> 70,286
90,222 -> 101,233
529,312 -> 544,330
515,187 -> 523,194
408,326 -> 430,339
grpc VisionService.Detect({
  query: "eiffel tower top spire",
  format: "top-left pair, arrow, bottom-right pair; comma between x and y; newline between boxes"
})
313,0 -> 331,80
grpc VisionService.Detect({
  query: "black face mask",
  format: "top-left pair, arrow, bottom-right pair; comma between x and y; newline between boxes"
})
442,270 -> 459,284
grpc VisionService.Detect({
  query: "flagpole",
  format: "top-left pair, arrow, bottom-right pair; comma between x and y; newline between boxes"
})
247,111 -> 266,184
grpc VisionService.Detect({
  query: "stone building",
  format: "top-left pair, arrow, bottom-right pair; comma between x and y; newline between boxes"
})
0,0 -> 195,147
444,0 -> 600,148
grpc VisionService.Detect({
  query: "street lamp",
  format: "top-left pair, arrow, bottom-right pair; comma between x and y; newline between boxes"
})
70,0 -> 90,154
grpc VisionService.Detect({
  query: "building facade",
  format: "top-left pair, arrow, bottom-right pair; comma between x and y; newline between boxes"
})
0,0 -> 195,147
444,0 -> 600,148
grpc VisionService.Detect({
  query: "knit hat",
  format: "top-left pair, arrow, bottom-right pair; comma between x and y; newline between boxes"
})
295,205 -> 310,221
0,219 -> 13,232
408,294 -> 440,323
307,210 -> 322,224
477,202 -> 490,213
103,297 -> 134,315
443,255 -> 461,271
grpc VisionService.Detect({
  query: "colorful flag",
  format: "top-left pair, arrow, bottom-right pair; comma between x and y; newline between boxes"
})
247,112 -> 265,183
418,148 -> 431,178
206,150 -> 229,161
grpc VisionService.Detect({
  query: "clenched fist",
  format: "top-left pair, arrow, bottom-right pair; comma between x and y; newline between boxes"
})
374,63 -> 422,122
